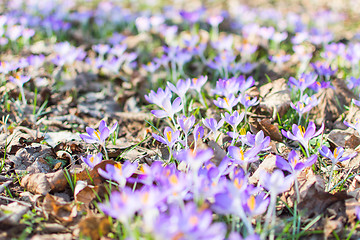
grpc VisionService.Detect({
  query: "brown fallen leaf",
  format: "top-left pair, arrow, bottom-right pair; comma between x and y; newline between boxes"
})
10,143 -> 56,174
327,129 -> 354,148
77,215 -> 111,240
43,194 -> 78,223
21,169 -> 68,195
313,79 -> 354,128
345,134 -> 360,149
74,180 -> 98,206
249,154 -> 277,185
259,78 -> 291,119
0,202 -> 30,225
252,118 -> 283,142
298,183 -> 351,219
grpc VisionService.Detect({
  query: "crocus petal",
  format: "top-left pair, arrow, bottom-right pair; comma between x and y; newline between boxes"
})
276,155 -> 292,173
151,109 -> 168,118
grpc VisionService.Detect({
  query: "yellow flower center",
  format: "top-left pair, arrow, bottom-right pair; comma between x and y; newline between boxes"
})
238,149 -> 244,161
248,195 -> 256,211
169,174 -> 178,185
224,97 -> 230,106
94,130 -> 101,140
240,128 -> 246,135
141,192 -> 149,204
193,78 -> 198,84
189,216 -> 199,226
90,156 -> 94,163
166,130 -> 172,142
334,148 -> 338,159
234,178 -> 243,189
298,125 -> 305,137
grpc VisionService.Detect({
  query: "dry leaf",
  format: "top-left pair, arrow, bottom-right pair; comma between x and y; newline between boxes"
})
252,118 -> 283,142
259,78 -> 291,119
74,180 -> 98,206
43,194 -> 78,223
249,154 -> 277,185
327,129 -> 354,148
0,202 -> 30,225
21,169 -> 68,195
77,215 -> 111,240
345,134 -> 360,149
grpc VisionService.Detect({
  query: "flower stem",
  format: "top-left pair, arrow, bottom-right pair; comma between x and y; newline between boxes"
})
327,163 -> 335,192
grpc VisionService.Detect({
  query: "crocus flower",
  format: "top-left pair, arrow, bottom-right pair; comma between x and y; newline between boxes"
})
319,146 -> 356,165
319,146 -> 357,191
207,15 -> 224,27
228,146 -> 260,168
269,53 -> 291,64
276,150 -> 317,174
79,120 -> 118,147
154,202 -> 226,240
81,153 -> 103,169
260,170 -> 294,196
152,126 -> 181,149
223,111 -> 245,129
177,115 -> 195,135
167,78 -> 191,100
175,148 -> 213,172
190,76 -> 207,94
281,121 -> 324,156
211,78 -> 240,97
203,118 -> 225,139
239,94 -> 259,111
288,73 -> 318,96
99,187 -> 139,223
98,161 -> 138,188
344,119 -> 360,135
245,131 -> 271,151
143,61 -> 160,73
290,101 -> 313,116
151,96 -> 183,121
9,75 -> 30,87
213,94 -> 240,112
243,192 -> 269,217
193,124 -> 204,150
144,87 -> 172,106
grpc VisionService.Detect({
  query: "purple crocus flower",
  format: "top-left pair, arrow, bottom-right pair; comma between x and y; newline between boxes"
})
239,94 -> 259,110
152,126 -> 181,149
269,53 -> 291,64
288,73 -> 318,95
228,146 -> 260,168
344,119 -> 360,135
290,101 -> 313,116
347,76 -> 360,90
319,146 -> 356,165
211,78 -> 240,97
167,78 -> 191,100
245,131 -> 270,151
98,161 -> 138,188
99,187 -> 139,223
243,192 -> 270,217
281,121 -> 324,156
92,44 -> 110,57
223,111 -> 245,129
9,75 -> 30,87
144,87 -> 172,106
190,76 -> 207,94
311,61 -> 337,79
151,96 -> 182,120
179,8 -> 205,24
81,153 -> 103,169
155,202 -> 226,240
319,145 -> 357,191
193,124 -> 204,150
203,118 -> 225,139
207,15 -> 224,27
276,150 -> 317,174
213,94 -> 240,112
260,170 -> 294,196
79,120 -> 118,146
143,61 -> 160,73
175,148 -> 213,172
177,115 -> 196,139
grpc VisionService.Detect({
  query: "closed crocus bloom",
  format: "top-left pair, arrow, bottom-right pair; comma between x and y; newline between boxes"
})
167,78 -> 191,99
177,115 -> 195,135
260,170 -> 294,196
